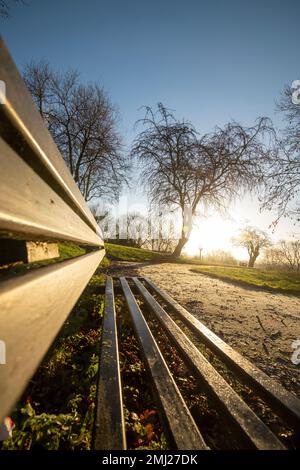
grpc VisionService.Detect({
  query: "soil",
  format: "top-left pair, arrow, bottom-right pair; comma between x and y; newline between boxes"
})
107,261 -> 300,397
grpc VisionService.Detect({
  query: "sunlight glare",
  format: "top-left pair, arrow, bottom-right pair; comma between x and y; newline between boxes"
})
183,215 -> 246,260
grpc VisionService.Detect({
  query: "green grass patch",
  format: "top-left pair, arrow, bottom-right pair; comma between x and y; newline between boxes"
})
190,265 -> 300,294
105,243 -> 165,262
177,256 -> 236,267
104,242 -> 238,266
58,242 -> 86,259
0,242 -> 110,279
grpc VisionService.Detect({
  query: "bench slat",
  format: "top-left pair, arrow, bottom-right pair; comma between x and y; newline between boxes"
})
143,276 -> 300,431
94,277 -> 126,450
120,277 -> 208,450
0,138 -> 101,246
0,39 -> 101,237
132,277 -> 285,450
0,250 -> 104,421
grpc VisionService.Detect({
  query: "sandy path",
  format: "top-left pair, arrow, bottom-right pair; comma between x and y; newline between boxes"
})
108,261 -> 300,396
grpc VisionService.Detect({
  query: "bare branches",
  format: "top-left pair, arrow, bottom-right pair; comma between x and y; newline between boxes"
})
132,104 -> 272,256
0,0 -> 24,18
264,240 -> 300,272
277,85 -> 300,154
277,240 -> 300,271
261,85 -> 300,224
232,227 -> 271,267
23,61 -> 129,202
261,143 -> 300,226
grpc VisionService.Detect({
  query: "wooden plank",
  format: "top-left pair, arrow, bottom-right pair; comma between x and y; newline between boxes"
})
0,249 -> 104,421
25,241 -> 59,263
120,277 -> 208,450
0,239 -> 59,264
132,277 -> 286,450
143,277 -> 300,431
0,137 -> 102,246
0,39 -> 101,236
94,277 -> 126,450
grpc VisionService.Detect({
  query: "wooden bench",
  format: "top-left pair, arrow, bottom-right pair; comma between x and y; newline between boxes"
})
1,39 -> 300,451
94,276 -> 300,450
0,40 -> 104,422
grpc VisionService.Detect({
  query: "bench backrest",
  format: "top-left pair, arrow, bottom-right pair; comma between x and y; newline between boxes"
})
0,39 -> 104,421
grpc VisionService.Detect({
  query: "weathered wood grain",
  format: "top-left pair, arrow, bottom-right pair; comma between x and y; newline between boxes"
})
142,276 -> 300,431
132,277 -> 285,450
0,138 -> 101,246
0,239 -> 59,264
94,277 -> 126,450
120,277 -> 208,450
0,250 -> 104,421
0,39 -> 101,237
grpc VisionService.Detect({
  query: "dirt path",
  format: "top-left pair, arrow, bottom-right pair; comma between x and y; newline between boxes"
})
107,261 -> 300,396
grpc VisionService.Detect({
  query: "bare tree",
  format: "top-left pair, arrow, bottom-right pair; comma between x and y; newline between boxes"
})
232,227 -> 271,267
262,246 -> 283,269
150,237 -> 176,253
262,85 -> 300,224
23,61 -> 129,202
203,250 -> 238,266
106,212 -> 149,248
278,85 -> 300,154
0,0 -> 23,17
124,212 -> 148,248
277,239 -> 300,271
90,202 -> 111,224
132,104 -> 273,257
149,209 -> 177,252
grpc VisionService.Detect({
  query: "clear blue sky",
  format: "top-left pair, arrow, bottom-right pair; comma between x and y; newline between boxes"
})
1,0 -> 299,140
1,0 -> 299,252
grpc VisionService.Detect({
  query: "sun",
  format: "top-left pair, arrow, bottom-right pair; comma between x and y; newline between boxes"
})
183,215 -> 245,260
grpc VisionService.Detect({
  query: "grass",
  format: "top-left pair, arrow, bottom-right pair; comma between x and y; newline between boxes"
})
0,242 -> 87,279
104,242 -> 235,266
190,265 -> 300,295
104,243 -> 166,262
0,241 -> 215,277
0,242 -> 111,280
0,242 -> 168,450
0,242 -> 108,450
59,243 -> 113,268
58,242 -> 85,259
1,266 -> 106,450
2,241 -> 299,448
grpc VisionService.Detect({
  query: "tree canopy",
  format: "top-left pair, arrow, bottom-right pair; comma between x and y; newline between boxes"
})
262,84 -> 300,225
24,61 -> 129,202
132,104 -> 273,257
232,227 -> 271,267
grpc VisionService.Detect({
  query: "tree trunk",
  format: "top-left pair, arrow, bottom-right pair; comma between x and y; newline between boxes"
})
171,206 -> 193,258
171,237 -> 188,258
248,255 -> 258,268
